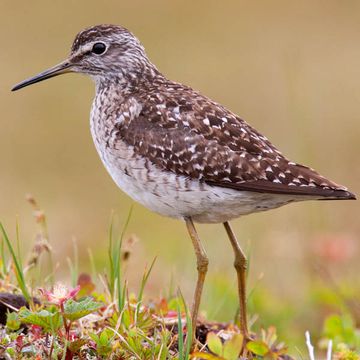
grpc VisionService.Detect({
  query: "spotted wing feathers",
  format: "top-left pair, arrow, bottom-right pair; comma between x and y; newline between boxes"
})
116,82 -> 355,200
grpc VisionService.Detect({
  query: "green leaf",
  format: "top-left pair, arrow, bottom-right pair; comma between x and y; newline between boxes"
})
100,330 -> 109,346
6,311 -> 21,331
324,314 -> 343,337
246,340 -> 269,356
6,348 -> 15,357
89,333 -> 99,342
207,332 -> 223,356
191,352 -> 223,359
63,297 -> 102,321
19,307 -> 62,333
89,330 -> 113,356
323,313 -> 360,347
97,344 -> 113,356
97,330 -> 113,356
68,339 -> 87,352
223,333 -> 243,360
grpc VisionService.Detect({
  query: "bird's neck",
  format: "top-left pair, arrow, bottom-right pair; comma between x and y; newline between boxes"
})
90,65 -> 164,145
93,62 -> 162,96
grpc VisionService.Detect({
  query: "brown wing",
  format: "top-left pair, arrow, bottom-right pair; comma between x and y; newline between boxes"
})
114,83 -> 355,200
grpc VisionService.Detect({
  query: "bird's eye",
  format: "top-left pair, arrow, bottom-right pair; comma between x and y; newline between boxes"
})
92,42 -> 107,55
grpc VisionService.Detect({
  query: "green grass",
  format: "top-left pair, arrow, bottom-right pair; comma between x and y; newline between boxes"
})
0,222 -> 30,302
0,202 -> 359,359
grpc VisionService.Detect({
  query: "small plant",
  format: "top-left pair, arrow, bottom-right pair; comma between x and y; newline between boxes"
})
193,332 -> 243,360
246,326 -> 288,358
89,328 -> 114,356
18,283 -> 102,358
0,201 -> 359,359
334,344 -> 360,360
193,326 -> 288,359
318,313 -> 360,359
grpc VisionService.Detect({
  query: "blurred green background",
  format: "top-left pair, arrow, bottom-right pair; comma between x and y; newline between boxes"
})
1,0 -> 359,349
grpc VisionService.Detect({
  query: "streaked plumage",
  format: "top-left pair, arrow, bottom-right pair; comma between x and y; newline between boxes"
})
12,24 -> 355,340
71,25 -> 355,224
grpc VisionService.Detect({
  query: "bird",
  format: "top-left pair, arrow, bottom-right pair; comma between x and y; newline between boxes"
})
12,24 -> 355,340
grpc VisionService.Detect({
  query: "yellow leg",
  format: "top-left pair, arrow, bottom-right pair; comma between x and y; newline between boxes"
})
185,217 -> 209,338
223,221 -> 249,338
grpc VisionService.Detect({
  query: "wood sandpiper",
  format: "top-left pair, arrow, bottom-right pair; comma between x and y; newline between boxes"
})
12,24 -> 356,340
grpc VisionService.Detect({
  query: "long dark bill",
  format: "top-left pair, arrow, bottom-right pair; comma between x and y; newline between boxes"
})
11,61 -> 72,91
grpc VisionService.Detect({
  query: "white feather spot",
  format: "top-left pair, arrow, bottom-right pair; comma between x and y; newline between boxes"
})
203,118 -> 210,126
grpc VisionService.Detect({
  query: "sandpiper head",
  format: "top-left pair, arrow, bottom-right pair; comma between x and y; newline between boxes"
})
12,24 -> 154,91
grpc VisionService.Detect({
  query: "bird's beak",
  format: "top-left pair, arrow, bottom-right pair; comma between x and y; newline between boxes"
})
11,60 -> 73,91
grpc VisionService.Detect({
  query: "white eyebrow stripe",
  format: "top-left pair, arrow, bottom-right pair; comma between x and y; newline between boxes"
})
73,42 -> 107,56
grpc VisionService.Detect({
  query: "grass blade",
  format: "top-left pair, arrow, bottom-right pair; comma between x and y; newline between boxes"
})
107,207 -> 133,314
0,238 -> 7,275
137,257 -> 156,303
135,257 -> 157,321
178,290 -> 192,359
87,248 -> 97,280
177,300 -> 184,360
0,223 -> 30,302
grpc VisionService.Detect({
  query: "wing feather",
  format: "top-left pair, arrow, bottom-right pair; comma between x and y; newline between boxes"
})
112,84 -> 355,200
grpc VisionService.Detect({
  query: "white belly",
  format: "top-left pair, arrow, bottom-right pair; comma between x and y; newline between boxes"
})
94,139 -> 306,223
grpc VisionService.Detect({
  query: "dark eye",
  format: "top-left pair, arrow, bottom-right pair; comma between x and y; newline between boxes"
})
92,42 -> 106,55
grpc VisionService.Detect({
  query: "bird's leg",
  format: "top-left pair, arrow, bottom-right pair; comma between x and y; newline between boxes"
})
185,217 -> 209,340
223,221 -> 249,338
